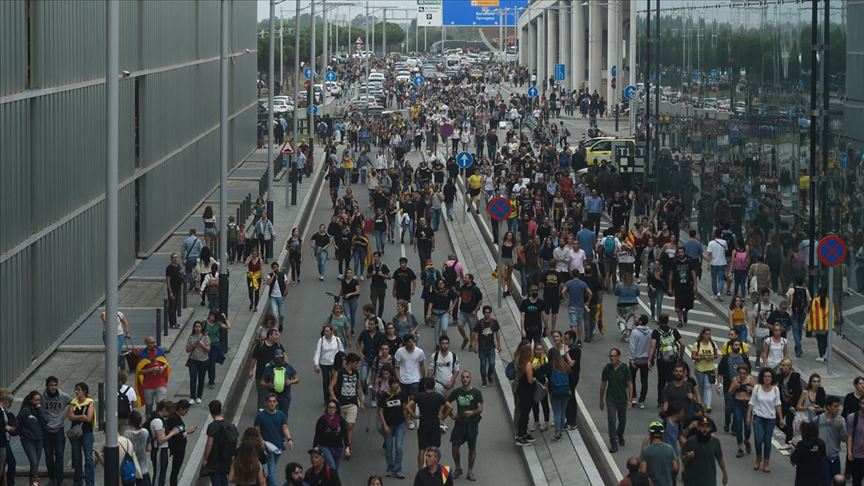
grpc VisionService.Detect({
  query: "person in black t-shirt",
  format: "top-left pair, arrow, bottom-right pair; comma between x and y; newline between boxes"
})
310,225 -> 332,281
378,377 -> 407,478
542,269 -> 562,333
414,218 -> 435,269
443,180 -> 457,222
668,247 -> 697,328
165,253 -> 184,329
519,287 -> 547,345
366,252 -> 390,318
471,307 -> 502,386
391,258 -> 417,302
407,377 -> 448,470
456,275 -> 483,350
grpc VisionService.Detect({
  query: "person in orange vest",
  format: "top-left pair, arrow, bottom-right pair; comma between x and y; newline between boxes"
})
806,286 -> 835,363
412,446 -> 453,486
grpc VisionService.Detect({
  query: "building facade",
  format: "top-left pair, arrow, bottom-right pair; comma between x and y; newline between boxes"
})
0,0 -> 257,386
848,0 -> 864,155
518,0 -> 637,102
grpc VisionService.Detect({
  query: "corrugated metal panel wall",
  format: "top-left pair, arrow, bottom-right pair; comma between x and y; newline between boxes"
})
0,0 -> 26,96
0,0 -> 256,387
0,100 -> 31,254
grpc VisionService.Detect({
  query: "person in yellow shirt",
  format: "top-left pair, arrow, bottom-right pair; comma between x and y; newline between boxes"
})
66,383 -> 96,486
342,150 -> 354,186
690,328 -> 718,412
466,173 -> 484,213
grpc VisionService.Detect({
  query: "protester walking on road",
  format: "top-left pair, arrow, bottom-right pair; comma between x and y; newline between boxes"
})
378,377 -> 407,479
286,227 -> 303,284
814,395 -> 847,484
304,446 -> 341,486
648,315 -> 685,408
807,286 -> 835,363
791,420 -> 826,486
681,416 -> 728,486
600,348 -> 633,453
254,394 -> 293,486
690,328 -> 718,413
747,367 -> 785,473
845,394 -> 864,486
135,337 -> 171,416
185,321 -> 211,404
253,212 -> 275,263
413,447 -> 454,486
266,262 -> 289,332
339,270 -> 361,335
204,312 -> 230,390
313,400 -> 350,472
314,325 -> 345,405
18,391 -> 45,486
41,376 -> 70,486
471,306 -> 502,387
628,315 -> 651,409
245,250 -> 263,311
641,421 -> 679,486
228,438 -> 266,486
165,400 -> 196,486
261,352 -> 299,417
443,371 -> 483,481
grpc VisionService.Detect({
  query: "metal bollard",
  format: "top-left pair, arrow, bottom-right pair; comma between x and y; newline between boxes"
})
155,308 -> 162,347
182,280 -> 188,309
163,299 -> 169,336
218,272 -> 230,352
97,382 -> 105,431
266,200 -> 274,225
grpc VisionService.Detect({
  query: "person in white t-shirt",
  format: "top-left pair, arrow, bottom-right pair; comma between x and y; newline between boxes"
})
429,336 -> 460,398
149,400 -> 181,486
567,241 -> 587,276
394,334 -> 426,402
552,240 -> 572,280
706,230 -> 729,301
102,311 -> 130,369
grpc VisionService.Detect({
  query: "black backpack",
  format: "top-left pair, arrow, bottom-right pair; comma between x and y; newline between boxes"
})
117,386 -> 132,419
443,263 -> 458,288
214,421 -> 239,463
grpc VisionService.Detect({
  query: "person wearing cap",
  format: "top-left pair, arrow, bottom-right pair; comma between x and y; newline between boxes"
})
681,416 -> 728,485
640,421 -> 679,486
304,446 -> 341,486
261,352 -> 299,416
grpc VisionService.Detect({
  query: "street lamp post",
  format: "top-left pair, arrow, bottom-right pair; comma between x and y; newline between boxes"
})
291,0 -> 301,206
268,0 -> 276,201
309,0 -> 316,152
220,0 -> 229,265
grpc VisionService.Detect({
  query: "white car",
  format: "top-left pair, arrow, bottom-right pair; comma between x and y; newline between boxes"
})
271,98 -> 290,114
395,71 -> 411,83
367,72 -> 386,83
325,82 -> 342,97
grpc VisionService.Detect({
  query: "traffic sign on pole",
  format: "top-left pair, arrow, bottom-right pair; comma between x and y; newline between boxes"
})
623,84 -> 637,101
456,151 -> 474,169
304,67 -> 312,80
554,64 -> 566,81
306,104 -> 318,115
325,71 -> 337,82
611,65 -> 617,78
487,197 -> 513,222
413,75 -> 424,88
527,86 -> 538,97
818,235 -> 847,267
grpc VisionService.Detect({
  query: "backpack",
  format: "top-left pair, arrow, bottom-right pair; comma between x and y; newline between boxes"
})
505,360 -> 516,381
423,269 -> 441,294
732,250 -> 748,270
119,443 -> 136,484
657,328 -> 679,363
118,386 -> 132,419
442,263 -> 458,288
550,369 -> 570,397
214,420 -> 239,463
603,237 -> 616,258
272,366 -> 287,394
791,287 -> 808,315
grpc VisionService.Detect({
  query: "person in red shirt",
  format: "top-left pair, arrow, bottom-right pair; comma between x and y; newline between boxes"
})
618,456 -> 653,486
134,336 -> 171,416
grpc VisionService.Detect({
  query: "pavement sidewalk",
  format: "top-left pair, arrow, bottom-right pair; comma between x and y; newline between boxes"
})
7,145 -> 326,484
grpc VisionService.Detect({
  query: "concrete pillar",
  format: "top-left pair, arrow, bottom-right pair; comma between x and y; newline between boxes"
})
547,8 -> 558,88
572,1 -> 585,90
607,0 -> 619,106
528,18 -> 537,73
560,1 -> 571,89
537,11 -> 546,85
519,25 -> 528,66
588,0 -> 603,95
629,0 -> 637,87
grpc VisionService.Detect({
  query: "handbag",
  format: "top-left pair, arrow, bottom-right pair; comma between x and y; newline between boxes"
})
533,381 -> 548,403
66,422 -> 83,440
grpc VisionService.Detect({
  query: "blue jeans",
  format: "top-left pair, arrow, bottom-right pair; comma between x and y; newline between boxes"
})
320,446 -> 343,471
694,370 -> 713,408
711,265 -> 726,295
184,257 -> 198,288
384,422 -> 406,474
265,450 -> 280,486
752,415 -> 775,460
44,429 -> 65,484
353,249 -> 367,275
733,324 -> 748,345
550,395 -> 570,434
478,348 -> 496,384
791,313 -> 805,352
431,208 -> 442,231
649,288 -> 664,320
388,215 -> 397,241
434,311 -> 450,343
210,473 -> 229,486
343,297 -> 359,334
821,454 -> 841,486
316,249 -> 329,277
730,398 -> 750,446
445,202 -> 454,219
70,431 -> 95,486
269,295 -> 285,330
374,230 -> 386,253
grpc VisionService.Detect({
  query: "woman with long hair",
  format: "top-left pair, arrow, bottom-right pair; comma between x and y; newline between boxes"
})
228,433 -> 266,486
731,240 -> 751,299
806,286 -> 835,362
747,368 -> 785,473
204,312 -> 231,389
339,269 -> 361,335
530,344 -> 551,433
325,303 -> 352,348
796,373 -> 826,422
18,390 -> 45,486
762,324 -> 789,369
728,295 -> 749,343
391,300 -> 419,341
285,227 -> 302,285
123,410 -> 152,486
727,362 -> 754,457
185,321 -> 211,403
690,327 -> 718,412
514,342 -> 537,445
202,206 -> 216,249
353,225 -> 373,276
545,347 -> 572,441
66,383 -> 96,486
313,399 -> 350,471
196,247 -> 217,307
314,325 -> 345,404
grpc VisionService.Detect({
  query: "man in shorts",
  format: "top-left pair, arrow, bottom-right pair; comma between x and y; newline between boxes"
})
668,247 -> 697,329
456,274 -> 483,350
444,371 -> 483,481
562,270 -> 593,345
408,377 -> 448,470
329,353 -> 364,450
542,268 -> 562,334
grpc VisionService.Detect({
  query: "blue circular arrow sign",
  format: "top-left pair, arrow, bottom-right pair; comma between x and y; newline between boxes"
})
623,85 -> 637,101
456,151 -> 474,169
413,75 -> 424,87
306,104 -> 318,115
527,86 -> 538,97
325,71 -> 336,82
304,67 -> 312,80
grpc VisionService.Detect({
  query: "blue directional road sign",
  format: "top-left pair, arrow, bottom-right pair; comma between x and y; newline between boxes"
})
527,86 -> 538,97
413,75 -> 424,88
442,0 -> 528,26
304,67 -> 312,80
623,85 -> 637,101
711,68 -> 718,78
692,70 -> 700,82
456,151 -> 474,169
554,64 -> 566,81
611,65 -> 617,78
840,153 -> 849,169
306,104 -> 318,115
799,79 -> 806,91
325,71 -> 336,82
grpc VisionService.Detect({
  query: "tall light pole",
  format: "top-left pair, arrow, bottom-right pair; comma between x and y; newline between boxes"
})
103,0 -> 120,484
291,0 -> 301,206
220,0 -> 229,264
309,0 -> 316,150
267,0 -> 276,198
279,8 -> 284,95
322,0 -> 328,110
382,8 -> 387,59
